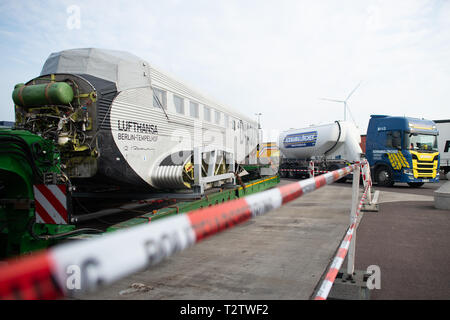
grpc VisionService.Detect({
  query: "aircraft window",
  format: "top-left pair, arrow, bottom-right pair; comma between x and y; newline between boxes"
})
190,101 -> 199,118
153,87 -> 167,109
204,106 -> 211,122
173,95 -> 184,114
215,110 -> 221,125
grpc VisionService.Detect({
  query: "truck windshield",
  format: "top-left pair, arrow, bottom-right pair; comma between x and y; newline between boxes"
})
405,133 -> 438,152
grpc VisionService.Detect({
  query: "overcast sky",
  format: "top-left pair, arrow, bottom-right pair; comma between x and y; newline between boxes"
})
0,0 -> 449,139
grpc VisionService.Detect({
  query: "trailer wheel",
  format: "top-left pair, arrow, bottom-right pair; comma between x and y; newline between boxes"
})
407,182 -> 424,188
375,165 -> 394,187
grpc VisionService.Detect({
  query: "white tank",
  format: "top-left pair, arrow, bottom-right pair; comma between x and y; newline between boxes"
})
278,121 -> 362,162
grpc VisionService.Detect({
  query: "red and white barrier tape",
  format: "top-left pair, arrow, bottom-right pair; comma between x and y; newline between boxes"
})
280,169 -> 330,174
314,184 -> 369,300
361,159 -> 373,188
0,164 -> 358,300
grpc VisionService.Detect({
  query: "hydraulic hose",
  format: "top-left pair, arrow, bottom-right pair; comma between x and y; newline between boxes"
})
27,218 -> 103,240
324,120 -> 341,156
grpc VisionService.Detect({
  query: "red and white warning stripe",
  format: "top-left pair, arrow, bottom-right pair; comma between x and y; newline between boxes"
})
280,169 -> 330,174
308,161 -> 314,178
0,165 -> 357,300
314,184 -> 369,300
33,184 -> 68,225
361,159 -> 373,188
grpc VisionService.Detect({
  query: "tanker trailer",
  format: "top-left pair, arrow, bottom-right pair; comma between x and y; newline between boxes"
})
278,121 -> 362,180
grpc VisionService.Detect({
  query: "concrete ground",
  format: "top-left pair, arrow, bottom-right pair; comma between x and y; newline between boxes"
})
81,178 -> 447,300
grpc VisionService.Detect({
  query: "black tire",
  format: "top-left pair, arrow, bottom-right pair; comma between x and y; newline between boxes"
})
375,165 -> 394,187
280,170 -> 287,178
407,182 -> 424,188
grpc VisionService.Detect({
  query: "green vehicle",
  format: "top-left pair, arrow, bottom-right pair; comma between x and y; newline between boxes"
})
0,128 -> 77,256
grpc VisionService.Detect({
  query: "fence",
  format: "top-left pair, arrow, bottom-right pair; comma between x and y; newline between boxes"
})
315,159 -> 374,299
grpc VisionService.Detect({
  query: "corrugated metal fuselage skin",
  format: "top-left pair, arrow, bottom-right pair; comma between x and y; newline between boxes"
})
366,115 -> 440,183
28,71 -> 258,191
108,68 -> 259,189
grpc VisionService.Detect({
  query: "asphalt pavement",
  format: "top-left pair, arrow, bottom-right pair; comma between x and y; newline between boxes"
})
82,181 -> 357,300
353,180 -> 450,299
81,178 -> 450,300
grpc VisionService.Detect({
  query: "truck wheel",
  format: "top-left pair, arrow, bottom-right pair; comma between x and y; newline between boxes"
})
407,182 -> 424,188
280,170 -> 287,178
375,166 -> 394,187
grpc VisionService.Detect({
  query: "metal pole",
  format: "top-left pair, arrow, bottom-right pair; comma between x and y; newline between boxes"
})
255,113 -> 262,130
344,101 -> 347,121
347,163 -> 360,278
193,146 -> 203,194
255,113 -> 262,166
364,160 -> 373,204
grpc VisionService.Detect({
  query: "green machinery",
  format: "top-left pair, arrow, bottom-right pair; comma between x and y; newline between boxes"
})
12,82 -> 74,107
0,129 -> 75,257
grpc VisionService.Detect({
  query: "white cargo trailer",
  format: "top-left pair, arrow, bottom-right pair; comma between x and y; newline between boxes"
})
434,120 -> 450,174
278,121 -> 362,179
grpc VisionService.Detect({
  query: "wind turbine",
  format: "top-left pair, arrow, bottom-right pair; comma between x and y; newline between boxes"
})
321,81 -> 362,125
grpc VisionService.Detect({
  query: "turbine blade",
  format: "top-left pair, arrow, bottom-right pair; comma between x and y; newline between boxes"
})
346,104 -> 359,127
320,98 -> 345,103
345,81 -> 362,101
